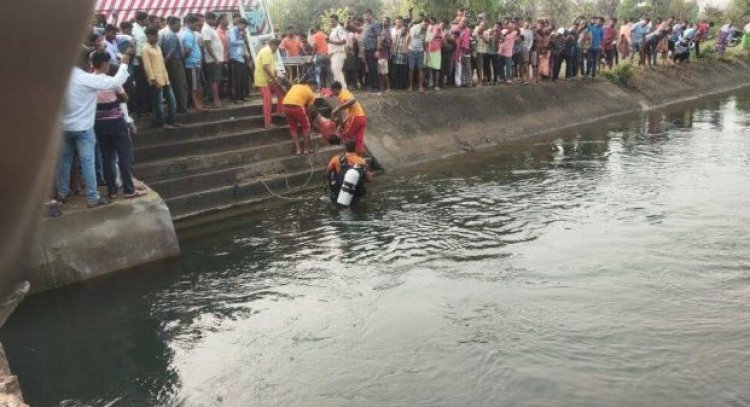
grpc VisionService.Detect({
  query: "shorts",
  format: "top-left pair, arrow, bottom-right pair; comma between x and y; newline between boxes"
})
283,105 -> 310,136
205,63 -> 222,83
605,49 -> 616,63
343,115 -> 367,154
185,67 -> 202,91
530,50 -> 539,66
408,51 -> 424,70
523,50 -> 530,64
632,42 -> 642,53
378,58 -> 389,74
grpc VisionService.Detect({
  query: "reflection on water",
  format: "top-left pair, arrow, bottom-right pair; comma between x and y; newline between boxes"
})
3,93 -> 750,407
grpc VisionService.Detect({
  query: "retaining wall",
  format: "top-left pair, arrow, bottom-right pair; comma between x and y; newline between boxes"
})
26,190 -> 180,293
358,58 -> 750,169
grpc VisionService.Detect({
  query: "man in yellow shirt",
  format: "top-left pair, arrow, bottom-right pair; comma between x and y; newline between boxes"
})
254,39 -> 284,128
330,81 -> 367,154
283,79 -> 316,155
142,27 -> 177,128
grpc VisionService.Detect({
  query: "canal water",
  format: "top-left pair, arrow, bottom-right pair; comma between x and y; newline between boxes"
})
3,93 -> 750,407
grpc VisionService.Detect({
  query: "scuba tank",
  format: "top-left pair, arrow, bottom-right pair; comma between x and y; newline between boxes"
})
336,167 -> 362,206
328,153 -> 366,206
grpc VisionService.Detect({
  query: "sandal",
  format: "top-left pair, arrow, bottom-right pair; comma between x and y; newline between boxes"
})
123,190 -> 147,199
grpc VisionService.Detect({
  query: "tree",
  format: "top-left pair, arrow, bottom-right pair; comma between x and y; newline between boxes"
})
666,0 -> 699,21
269,0 -> 382,34
618,0 -> 640,20
700,5 -> 724,23
538,0 -> 573,24
727,0 -> 750,23
319,6 -> 353,32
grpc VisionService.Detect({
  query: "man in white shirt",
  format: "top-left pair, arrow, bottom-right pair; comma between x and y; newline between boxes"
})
132,11 -> 151,114
391,17 -> 405,40
57,48 -> 131,208
202,12 -> 225,108
328,14 -> 348,89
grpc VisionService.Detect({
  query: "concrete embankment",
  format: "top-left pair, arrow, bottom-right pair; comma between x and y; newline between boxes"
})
26,190 -> 180,294
359,58 -> 750,169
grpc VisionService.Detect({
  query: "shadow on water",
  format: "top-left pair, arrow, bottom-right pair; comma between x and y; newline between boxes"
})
2,92 -> 750,407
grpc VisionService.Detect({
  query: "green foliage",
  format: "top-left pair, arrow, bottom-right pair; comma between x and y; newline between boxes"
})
268,0 -> 711,34
666,0 -> 699,21
269,0 -> 381,35
700,6 -> 723,24
602,62 -> 636,88
320,7 -> 352,32
726,0 -> 750,23
697,44 -> 716,59
617,0 -> 640,20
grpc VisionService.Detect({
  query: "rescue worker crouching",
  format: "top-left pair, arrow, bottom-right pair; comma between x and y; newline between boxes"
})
325,140 -> 372,206
283,79 -> 317,155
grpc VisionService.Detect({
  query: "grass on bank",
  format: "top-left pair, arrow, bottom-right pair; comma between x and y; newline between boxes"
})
602,40 -> 750,89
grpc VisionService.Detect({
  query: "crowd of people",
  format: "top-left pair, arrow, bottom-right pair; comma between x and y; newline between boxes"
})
283,8 -> 724,94
53,6 -> 739,211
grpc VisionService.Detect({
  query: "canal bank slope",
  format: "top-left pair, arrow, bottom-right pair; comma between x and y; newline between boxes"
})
359,58 -> 750,169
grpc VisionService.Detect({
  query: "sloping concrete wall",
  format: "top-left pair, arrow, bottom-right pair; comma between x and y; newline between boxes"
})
358,59 -> 750,169
26,191 -> 180,293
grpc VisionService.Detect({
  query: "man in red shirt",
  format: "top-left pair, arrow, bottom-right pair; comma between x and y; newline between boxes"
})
603,18 -> 618,70
280,27 -> 302,57
695,20 -> 710,58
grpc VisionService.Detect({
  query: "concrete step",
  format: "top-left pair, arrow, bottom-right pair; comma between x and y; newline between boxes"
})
134,138 -> 335,182
147,143 -> 334,199
135,101 -> 265,129
134,114 -> 287,147
130,97 -> 337,221
134,125 -> 292,162
166,167 -> 326,220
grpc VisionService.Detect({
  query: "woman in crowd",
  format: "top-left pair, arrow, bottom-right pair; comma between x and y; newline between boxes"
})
426,18 -> 445,90
717,22 -> 735,58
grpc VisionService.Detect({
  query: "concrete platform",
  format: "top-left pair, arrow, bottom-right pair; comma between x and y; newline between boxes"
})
26,186 -> 180,294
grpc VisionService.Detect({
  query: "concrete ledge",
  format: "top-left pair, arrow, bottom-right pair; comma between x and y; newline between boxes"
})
26,190 -> 180,294
356,58 -> 750,170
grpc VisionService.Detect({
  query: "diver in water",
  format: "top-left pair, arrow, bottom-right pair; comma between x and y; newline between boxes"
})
324,140 -> 371,206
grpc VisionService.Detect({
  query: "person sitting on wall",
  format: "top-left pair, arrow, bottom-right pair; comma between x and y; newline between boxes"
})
329,81 -> 368,155
283,79 -> 316,155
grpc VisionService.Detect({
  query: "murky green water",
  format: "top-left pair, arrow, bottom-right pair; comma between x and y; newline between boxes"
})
3,93 -> 750,407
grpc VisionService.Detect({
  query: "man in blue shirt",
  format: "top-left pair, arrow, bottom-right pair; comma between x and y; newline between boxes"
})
630,16 -> 651,65
587,17 -> 604,78
229,18 -> 250,102
182,14 -> 205,111
159,17 -> 188,112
